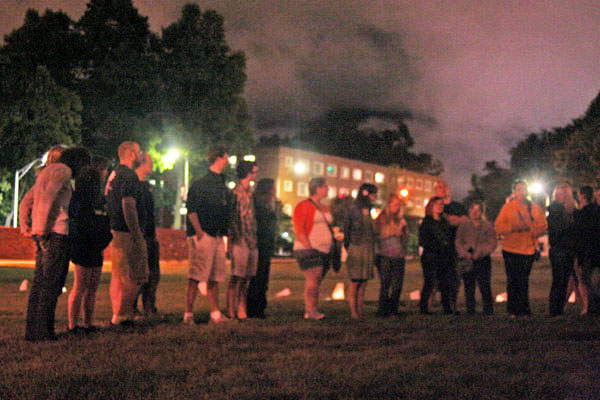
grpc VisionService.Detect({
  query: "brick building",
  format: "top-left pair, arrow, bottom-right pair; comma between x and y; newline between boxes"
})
253,146 -> 439,218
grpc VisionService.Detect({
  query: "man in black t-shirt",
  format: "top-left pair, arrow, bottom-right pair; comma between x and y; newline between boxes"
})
183,145 -> 233,324
434,180 -> 468,313
134,153 -> 160,315
106,141 -> 148,326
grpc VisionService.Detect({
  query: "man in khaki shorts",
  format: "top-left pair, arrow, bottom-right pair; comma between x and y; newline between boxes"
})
106,141 -> 148,326
184,145 -> 232,324
226,161 -> 259,319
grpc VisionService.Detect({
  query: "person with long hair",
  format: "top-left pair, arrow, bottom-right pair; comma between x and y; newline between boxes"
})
344,183 -> 378,319
67,159 -> 112,333
247,179 -> 277,319
547,182 -> 577,316
293,177 -> 335,320
455,201 -> 497,315
418,196 -> 454,314
374,193 -> 408,316
495,180 -> 547,318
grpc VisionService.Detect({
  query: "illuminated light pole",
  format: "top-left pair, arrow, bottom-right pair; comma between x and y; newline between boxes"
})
529,181 -> 550,208
163,149 -> 189,229
10,151 -> 49,227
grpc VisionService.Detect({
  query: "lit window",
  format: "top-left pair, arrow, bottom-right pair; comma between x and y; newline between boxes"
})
297,182 -> 308,196
397,176 -> 405,185
328,186 -> 337,199
284,180 -> 293,192
425,180 -> 432,191
283,204 -> 292,216
415,197 -> 422,208
284,156 -> 294,167
341,167 -> 350,179
353,169 -> 362,181
365,170 -> 373,182
327,164 -> 337,177
243,154 -> 256,162
408,200 -> 414,208
375,172 -> 385,183
351,189 -> 358,198
416,179 -> 423,190
339,187 -> 349,196
407,177 -> 414,188
313,161 -> 324,176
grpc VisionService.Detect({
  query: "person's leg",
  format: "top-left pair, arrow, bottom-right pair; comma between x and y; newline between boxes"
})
237,278 -> 249,319
247,246 -> 272,317
142,240 -> 160,313
389,258 -> 405,314
437,261 -> 453,314
462,269 -> 477,314
25,238 -> 45,340
68,264 -> 85,329
207,280 -> 220,314
503,251 -> 519,316
357,281 -> 367,318
40,234 -> 70,337
549,248 -> 569,315
377,257 -> 392,315
303,266 -> 324,317
82,266 -> 102,327
419,259 -> 435,314
349,280 -> 360,319
476,256 -> 494,315
185,279 -> 199,315
110,233 -> 124,319
226,275 -> 240,318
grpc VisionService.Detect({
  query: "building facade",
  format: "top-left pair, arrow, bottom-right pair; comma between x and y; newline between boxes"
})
254,146 -> 440,218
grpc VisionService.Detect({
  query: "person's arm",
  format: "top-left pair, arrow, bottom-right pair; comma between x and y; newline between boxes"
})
188,212 -> 205,247
122,197 -> 144,245
19,187 -> 34,236
495,203 -> 522,236
475,222 -> 498,259
293,201 -> 312,249
531,204 -> 548,239
36,168 -> 71,236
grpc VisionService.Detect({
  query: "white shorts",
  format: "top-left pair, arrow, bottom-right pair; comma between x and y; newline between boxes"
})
187,235 -> 226,282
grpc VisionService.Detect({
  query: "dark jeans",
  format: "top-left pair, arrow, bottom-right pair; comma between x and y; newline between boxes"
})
377,256 -> 405,315
462,255 -> 493,314
548,247 -> 575,315
419,253 -> 453,313
25,234 -> 70,340
580,256 -> 600,314
502,250 -> 534,316
247,246 -> 273,318
136,239 -> 160,313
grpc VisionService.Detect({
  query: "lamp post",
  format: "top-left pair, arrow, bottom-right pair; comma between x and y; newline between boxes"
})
163,149 -> 189,229
529,181 -> 550,210
10,155 -> 46,227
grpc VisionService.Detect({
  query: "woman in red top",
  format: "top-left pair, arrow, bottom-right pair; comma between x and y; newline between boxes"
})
293,177 -> 336,320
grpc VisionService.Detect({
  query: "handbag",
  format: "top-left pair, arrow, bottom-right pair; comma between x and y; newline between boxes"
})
457,223 -> 483,275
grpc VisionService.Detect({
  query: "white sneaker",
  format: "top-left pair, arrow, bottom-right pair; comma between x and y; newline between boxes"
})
210,314 -> 232,324
304,312 -> 325,320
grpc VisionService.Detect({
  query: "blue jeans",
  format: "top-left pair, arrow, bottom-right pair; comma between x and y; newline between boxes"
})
25,234 -> 70,340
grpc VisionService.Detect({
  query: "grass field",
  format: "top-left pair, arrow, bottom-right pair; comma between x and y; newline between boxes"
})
1,258 -> 599,399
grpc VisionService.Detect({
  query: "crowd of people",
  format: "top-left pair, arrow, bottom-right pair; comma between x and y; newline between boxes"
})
18,140 -> 600,340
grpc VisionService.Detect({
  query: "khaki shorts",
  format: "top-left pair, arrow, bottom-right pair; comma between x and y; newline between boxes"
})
230,241 -> 258,278
188,235 -> 226,282
111,231 -> 149,285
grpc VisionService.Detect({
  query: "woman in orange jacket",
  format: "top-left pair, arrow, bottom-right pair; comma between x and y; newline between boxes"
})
495,180 -> 547,318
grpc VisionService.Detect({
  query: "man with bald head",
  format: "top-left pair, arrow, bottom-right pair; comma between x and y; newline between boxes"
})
134,152 -> 160,315
434,180 -> 468,313
106,141 -> 148,326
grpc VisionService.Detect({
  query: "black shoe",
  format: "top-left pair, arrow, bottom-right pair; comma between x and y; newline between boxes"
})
68,326 -> 86,335
84,325 -> 101,334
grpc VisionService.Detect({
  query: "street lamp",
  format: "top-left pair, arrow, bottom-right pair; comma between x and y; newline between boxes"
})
10,153 -> 48,227
163,149 -> 189,229
529,181 -> 550,208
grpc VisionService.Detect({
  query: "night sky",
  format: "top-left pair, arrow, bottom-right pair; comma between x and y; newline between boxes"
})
2,0 -> 600,197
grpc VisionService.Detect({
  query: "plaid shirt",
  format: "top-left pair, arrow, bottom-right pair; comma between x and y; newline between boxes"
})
230,184 -> 257,249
